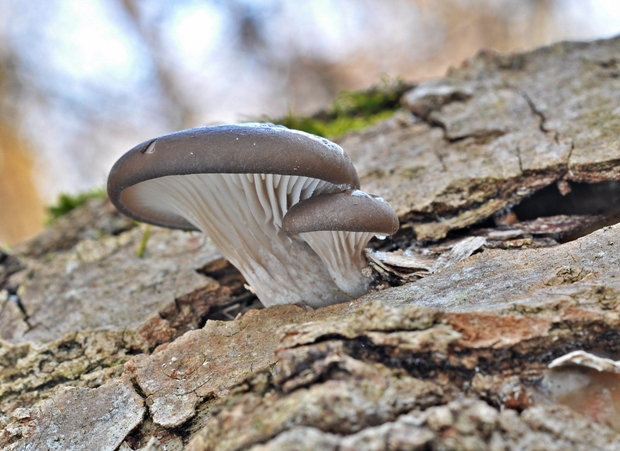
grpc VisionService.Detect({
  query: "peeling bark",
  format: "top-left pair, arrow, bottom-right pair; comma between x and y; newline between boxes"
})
346,37 -> 620,241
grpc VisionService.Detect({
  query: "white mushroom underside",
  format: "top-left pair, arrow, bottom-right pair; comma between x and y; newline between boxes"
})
127,173 -> 357,308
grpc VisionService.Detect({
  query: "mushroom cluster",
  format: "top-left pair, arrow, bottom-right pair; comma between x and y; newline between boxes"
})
107,123 -> 398,308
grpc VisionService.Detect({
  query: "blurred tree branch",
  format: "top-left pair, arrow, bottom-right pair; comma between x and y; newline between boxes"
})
119,0 -> 197,130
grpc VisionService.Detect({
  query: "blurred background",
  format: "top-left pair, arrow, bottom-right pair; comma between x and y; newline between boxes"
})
1,0 -> 620,246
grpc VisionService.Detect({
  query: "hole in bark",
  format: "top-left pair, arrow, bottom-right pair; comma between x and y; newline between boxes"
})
511,181 -> 620,242
204,295 -> 263,322
514,181 -> 620,219
196,258 -> 262,322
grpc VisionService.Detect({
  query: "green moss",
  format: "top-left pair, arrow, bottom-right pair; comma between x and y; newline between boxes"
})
46,188 -> 106,225
277,109 -> 396,139
136,224 -> 151,258
269,79 -> 413,139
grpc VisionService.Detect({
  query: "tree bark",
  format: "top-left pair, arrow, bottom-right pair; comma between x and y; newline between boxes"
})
3,37 -> 620,450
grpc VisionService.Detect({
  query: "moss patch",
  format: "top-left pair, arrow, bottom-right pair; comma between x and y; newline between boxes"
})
46,188 -> 106,224
270,79 -> 414,139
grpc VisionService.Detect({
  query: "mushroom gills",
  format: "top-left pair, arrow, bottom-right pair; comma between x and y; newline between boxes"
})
124,172 -> 352,308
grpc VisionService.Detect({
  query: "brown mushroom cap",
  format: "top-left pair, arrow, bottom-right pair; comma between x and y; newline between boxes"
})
107,123 -> 360,229
282,189 -> 399,236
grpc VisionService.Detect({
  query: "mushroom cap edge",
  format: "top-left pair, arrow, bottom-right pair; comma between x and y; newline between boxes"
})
107,123 -> 361,229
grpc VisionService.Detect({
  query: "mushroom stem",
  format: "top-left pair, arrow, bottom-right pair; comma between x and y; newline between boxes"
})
127,172 -> 352,307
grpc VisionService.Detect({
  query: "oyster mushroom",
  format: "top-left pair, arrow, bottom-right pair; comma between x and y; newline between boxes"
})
282,189 -> 399,298
108,123 -> 368,308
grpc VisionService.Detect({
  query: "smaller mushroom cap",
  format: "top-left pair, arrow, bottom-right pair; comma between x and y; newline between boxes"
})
282,189 -> 399,236
282,189 -> 399,298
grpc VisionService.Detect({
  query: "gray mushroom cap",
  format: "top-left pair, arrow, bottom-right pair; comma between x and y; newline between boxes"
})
107,123 -> 360,230
282,189 -> 399,235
